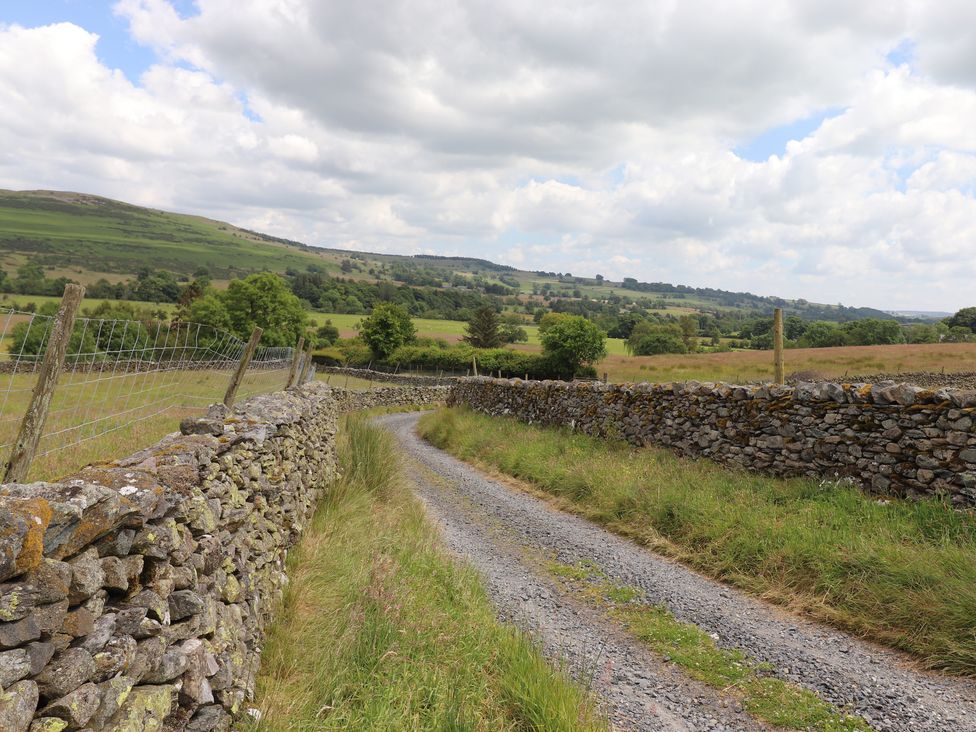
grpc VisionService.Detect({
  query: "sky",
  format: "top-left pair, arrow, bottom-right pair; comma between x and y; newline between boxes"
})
1,2 -> 975,311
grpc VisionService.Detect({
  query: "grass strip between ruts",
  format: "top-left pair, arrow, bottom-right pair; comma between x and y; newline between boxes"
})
548,560 -> 872,732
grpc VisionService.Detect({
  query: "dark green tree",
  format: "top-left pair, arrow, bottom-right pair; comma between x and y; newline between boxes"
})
359,302 -> 415,359
540,315 -> 606,375
315,321 -> 340,347
946,307 -> 976,332
464,307 -> 503,348
186,273 -> 307,347
499,314 -> 529,344
222,273 -> 307,347
626,321 -> 687,355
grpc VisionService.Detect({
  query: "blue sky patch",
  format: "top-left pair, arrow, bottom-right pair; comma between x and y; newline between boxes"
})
734,108 -> 844,162
885,38 -> 915,68
0,0 -> 159,82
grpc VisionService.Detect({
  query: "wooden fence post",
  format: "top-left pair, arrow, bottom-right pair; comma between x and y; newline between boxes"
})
773,307 -> 785,385
224,327 -> 263,408
297,343 -> 314,385
285,336 -> 305,389
4,283 -> 85,483
472,356 -> 479,377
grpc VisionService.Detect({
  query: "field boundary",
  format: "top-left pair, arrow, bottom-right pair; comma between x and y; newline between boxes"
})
450,376 -> 976,506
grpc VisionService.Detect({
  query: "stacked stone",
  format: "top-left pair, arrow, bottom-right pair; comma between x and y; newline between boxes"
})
331,385 -> 451,411
845,371 -> 976,391
0,382 -> 340,731
317,366 -> 458,386
450,377 -> 976,507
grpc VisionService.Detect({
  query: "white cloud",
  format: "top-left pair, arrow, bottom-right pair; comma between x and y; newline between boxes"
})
0,2 -> 973,310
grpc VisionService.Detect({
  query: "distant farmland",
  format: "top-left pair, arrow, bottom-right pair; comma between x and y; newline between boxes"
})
601,342 -> 976,384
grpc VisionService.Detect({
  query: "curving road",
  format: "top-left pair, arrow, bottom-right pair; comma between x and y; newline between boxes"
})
376,412 -> 976,732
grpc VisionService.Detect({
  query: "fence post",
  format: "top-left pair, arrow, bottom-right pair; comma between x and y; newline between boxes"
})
472,356 -> 479,377
4,283 -> 85,483
224,327 -> 263,408
297,343 -> 314,386
285,336 -> 305,389
773,307 -> 785,385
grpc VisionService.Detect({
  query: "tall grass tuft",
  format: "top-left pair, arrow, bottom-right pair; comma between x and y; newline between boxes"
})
247,414 -> 606,731
419,407 -> 976,675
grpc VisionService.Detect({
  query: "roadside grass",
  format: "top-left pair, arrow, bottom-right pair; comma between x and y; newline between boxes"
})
418,408 -> 976,675
547,560 -> 871,732
246,415 -> 607,731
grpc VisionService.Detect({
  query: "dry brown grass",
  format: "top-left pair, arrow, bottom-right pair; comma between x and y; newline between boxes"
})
601,343 -> 976,384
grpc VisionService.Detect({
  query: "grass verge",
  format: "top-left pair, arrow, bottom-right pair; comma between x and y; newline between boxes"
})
246,414 -> 607,731
548,560 -> 871,731
418,407 -> 976,675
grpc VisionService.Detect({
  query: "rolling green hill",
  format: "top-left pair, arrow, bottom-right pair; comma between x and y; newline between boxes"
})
0,188 -> 901,322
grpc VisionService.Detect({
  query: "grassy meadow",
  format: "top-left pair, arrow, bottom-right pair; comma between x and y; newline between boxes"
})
419,407 -> 976,675
0,366 -> 290,482
246,415 -> 606,731
601,342 -> 976,383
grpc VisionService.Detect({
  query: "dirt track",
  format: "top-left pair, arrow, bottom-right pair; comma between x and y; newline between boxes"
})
377,411 -> 976,732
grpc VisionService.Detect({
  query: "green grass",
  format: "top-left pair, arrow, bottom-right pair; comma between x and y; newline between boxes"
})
418,408 -> 976,675
0,366 -> 289,481
0,190 -> 342,280
548,560 -> 871,731
246,415 -> 607,731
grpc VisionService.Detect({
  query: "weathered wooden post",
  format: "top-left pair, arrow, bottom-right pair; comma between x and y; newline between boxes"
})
472,355 -> 478,377
5,283 -> 85,483
297,343 -> 314,385
773,307 -> 785,385
285,336 -> 305,389
224,327 -> 263,408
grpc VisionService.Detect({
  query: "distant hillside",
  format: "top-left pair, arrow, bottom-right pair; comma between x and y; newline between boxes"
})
0,188 -> 903,322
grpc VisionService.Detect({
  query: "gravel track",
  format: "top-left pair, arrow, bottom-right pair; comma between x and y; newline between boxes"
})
376,412 -> 976,732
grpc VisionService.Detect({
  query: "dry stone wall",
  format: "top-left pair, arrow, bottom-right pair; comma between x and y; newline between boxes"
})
450,377 -> 976,507
317,366 -> 458,386
0,382 -> 344,732
332,384 -> 451,412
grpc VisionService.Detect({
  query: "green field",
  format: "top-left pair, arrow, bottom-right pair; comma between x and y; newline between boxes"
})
0,366 -> 289,481
312,311 -> 630,355
0,190 -> 345,281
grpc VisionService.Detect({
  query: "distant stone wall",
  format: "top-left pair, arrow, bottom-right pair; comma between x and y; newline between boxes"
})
332,385 -> 451,411
0,383 -> 342,732
450,377 -> 976,507
317,366 -> 458,386
845,371 -> 976,391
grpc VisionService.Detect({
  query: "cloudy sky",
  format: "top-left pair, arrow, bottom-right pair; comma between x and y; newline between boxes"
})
1,1 -> 974,311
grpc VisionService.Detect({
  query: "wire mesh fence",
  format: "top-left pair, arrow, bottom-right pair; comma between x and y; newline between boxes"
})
0,307 -> 295,482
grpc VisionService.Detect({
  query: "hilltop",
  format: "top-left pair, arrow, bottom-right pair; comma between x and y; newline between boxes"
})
0,188 -> 903,322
